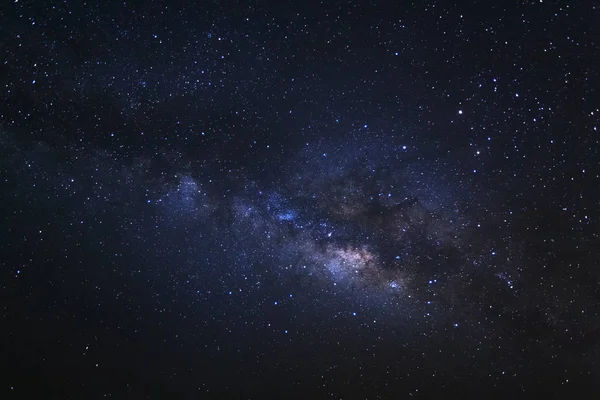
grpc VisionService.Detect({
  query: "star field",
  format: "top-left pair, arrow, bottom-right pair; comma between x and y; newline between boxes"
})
1,1 -> 599,398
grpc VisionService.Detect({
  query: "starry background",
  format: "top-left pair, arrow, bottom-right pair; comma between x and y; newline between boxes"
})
1,0 -> 599,398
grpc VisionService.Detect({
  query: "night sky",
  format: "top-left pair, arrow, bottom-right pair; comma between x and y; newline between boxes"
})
1,0 -> 599,398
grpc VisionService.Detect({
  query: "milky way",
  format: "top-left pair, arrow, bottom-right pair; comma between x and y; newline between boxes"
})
134,137 -> 525,324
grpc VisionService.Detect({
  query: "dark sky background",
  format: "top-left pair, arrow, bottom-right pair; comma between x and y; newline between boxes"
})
1,0 -> 599,398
